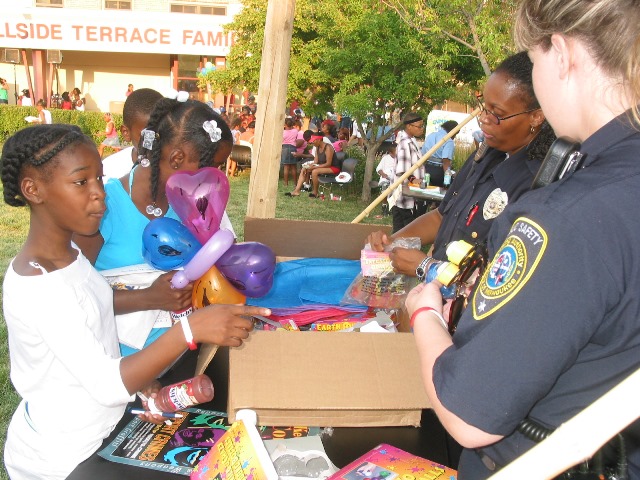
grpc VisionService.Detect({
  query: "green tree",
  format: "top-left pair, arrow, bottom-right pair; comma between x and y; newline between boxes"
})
382,0 -> 516,77
312,4 -> 457,201
201,0 -> 461,202
199,0 -> 324,107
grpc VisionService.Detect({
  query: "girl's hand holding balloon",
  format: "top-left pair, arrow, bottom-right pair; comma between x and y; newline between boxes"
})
188,305 -> 271,348
147,271 -> 193,312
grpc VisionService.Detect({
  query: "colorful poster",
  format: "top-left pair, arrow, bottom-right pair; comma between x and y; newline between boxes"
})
99,408 -> 319,476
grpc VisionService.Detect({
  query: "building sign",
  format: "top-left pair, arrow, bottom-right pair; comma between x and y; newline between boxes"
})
1,8 -> 237,56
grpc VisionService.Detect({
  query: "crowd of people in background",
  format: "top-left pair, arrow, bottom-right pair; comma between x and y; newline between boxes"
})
2,79 -> 471,204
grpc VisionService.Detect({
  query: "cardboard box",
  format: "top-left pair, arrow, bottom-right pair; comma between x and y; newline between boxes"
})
222,217 -> 431,427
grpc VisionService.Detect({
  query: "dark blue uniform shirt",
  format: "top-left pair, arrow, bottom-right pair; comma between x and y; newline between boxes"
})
432,146 -> 542,260
434,113 -> 640,478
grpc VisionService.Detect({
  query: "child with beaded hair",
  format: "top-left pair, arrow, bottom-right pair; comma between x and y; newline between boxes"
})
74,91 -> 237,356
1,124 -> 267,479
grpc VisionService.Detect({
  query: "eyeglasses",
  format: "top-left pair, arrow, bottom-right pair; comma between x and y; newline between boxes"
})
408,123 -> 425,129
476,96 -> 539,126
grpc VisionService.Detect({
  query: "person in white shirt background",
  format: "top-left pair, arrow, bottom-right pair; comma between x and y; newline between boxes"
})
375,142 -> 397,189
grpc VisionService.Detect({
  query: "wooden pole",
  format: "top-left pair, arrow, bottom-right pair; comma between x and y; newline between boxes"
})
246,0 -> 296,219
352,108 -> 481,224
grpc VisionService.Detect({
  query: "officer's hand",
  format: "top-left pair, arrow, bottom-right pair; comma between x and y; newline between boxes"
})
366,231 -> 390,251
406,281 -> 444,318
389,248 -> 428,276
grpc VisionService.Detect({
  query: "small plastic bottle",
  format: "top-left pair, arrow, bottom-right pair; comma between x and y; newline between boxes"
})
425,261 -> 457,299
148,374 -> 214,413
443,169 -> 452,189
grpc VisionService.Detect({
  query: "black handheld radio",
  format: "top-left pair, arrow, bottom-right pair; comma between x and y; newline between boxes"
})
531,137 -> 584,189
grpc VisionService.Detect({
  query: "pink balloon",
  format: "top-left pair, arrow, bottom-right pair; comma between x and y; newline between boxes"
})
171,229 -> 235,289
166,167 -> 230,245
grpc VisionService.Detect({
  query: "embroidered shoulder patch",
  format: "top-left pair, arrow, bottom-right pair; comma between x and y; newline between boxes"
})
473,217 -> 547,320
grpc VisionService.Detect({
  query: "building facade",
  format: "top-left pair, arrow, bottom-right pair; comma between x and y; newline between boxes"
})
0,0 -> 243,112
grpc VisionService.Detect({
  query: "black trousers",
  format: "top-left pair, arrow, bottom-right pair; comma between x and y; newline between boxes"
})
391,203 -> 427,233
425,162 -> 445,187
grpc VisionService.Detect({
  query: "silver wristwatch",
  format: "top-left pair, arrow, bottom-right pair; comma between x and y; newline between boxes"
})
415,256 -> 432,281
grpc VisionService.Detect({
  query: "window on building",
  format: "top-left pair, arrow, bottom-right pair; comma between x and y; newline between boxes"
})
170,4 -> 227,15
105,0 -> 131,9
35,0 -> 63,6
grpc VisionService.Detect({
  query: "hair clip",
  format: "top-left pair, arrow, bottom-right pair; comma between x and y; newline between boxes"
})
141,129 -> 157,150
166,89 -> 190,103
203,120 -> 222,143
137,154 -> 150,168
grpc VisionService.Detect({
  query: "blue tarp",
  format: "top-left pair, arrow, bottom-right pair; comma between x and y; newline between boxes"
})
247,258 -> 362,308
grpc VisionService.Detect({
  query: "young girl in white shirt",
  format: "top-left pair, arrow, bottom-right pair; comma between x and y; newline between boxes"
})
0,124 -> 269,480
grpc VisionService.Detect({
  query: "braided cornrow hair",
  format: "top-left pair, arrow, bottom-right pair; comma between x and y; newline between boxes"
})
1,124 -> 88,207
137,98 -> 233,205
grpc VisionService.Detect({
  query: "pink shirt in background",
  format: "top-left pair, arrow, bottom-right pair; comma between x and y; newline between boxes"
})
282,128 -> 298,147
295,130 -> 307,154
333,140 -> 347,152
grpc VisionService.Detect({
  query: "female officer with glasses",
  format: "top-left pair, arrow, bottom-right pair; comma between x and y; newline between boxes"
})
407,0 -> 640,478
367,52 -> 555,284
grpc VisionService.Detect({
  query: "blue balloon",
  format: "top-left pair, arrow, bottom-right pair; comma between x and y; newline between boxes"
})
142,217 -> 202,270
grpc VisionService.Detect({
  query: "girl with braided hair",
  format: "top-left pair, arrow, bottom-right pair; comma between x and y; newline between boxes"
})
1,124 -> 268,479
74,95 -> 236,357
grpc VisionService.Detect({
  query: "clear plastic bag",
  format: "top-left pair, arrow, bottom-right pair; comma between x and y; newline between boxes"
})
341,237 -> 421,309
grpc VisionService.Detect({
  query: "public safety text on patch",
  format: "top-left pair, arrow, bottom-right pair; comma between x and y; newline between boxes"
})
473,217 -> 547,320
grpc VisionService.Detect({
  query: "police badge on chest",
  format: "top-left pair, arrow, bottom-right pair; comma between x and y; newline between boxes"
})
483,188 -> 508,220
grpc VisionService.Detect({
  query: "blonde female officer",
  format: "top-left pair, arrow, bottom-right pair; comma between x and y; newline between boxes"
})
406,0 -> 640,477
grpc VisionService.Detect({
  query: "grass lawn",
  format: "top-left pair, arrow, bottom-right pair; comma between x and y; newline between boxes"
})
0,169 -> 391,479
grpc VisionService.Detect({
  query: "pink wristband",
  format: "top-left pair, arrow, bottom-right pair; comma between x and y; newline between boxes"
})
410,306 -> 448,330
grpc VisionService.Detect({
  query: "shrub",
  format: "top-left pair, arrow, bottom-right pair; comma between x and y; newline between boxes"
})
453,143 -> 475,171
0,105 -> 123,146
